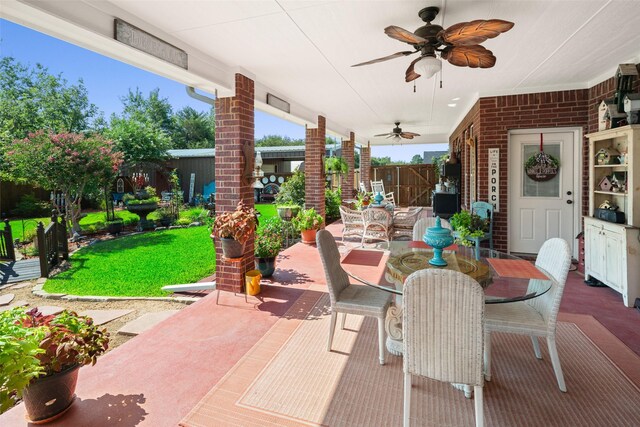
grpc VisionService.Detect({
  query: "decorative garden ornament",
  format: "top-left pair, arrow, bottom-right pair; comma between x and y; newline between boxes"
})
424,216 -> 454,267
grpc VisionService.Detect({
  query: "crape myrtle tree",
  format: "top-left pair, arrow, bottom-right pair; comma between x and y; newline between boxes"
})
4,131 -> 123,234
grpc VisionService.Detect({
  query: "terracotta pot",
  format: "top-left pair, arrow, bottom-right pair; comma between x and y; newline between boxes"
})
23,365 -> 79,424
301,229 -> 317,244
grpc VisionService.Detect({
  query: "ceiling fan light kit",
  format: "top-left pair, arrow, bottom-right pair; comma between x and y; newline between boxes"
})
414,55 -> 442,79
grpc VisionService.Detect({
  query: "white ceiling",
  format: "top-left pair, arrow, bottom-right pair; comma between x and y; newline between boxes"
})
5,0 -> 640,146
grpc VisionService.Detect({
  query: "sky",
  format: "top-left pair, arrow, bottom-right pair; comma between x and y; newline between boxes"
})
0,19 -> 443,161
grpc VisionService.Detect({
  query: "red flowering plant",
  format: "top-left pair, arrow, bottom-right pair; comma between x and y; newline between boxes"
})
0,307 -> 109,412
212,200 -> 258,244
3,131 -> 123,234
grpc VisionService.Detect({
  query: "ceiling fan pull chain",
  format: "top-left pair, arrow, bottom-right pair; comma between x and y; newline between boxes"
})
413,81 -> 416,93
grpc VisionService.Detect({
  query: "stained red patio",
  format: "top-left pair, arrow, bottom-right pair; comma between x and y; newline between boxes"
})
1,220 -> 639,426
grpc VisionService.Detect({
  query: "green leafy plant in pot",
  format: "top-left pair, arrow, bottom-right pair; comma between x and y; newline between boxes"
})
254,217 -> 283,277
0,307 -> 109,422
449,210 -> 489,247
211,200 -> 258,258
292,208 -> 324,244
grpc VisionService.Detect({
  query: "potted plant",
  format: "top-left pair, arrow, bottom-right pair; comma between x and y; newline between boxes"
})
0,307 -> 109,422
212,200 -> 258,258
449,210 -> 489,247
356,191 -> 372,209
254,218 -> 283,277
276,204 -> 300,221
105,218 -> 124,235
292,208 -> 324,244
153,207 -> 174,228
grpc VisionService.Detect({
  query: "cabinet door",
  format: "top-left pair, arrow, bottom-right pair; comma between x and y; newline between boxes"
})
585,224 -> 604,279
604,231 -> 624,291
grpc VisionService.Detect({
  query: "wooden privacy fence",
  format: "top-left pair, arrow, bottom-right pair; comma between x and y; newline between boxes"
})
371,165 -> 436,207
36,212 -> 69,277
0,220 -> 16,262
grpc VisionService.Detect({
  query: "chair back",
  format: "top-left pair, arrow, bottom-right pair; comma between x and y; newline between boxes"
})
412,217 -> 451,240
393,207 -> 423,229
471,201 -> 494,235
370,180 -> 385,195
316,229 -> 350,306
527,238 -> 571,332
339,205 -> 363,225
363,207 -> 392,227
403,269 -> 484,386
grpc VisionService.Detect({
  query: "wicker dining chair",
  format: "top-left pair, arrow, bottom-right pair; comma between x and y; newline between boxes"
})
362,207 -> 393,246
412,216 -> 451,241
392,207 -> 423,240
483,238 -> 571,392
339,205 -> 364,242
316,229 -> 392,365
403,269 -> 485,427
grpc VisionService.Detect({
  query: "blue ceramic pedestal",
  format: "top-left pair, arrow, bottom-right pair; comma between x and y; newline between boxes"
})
423,216 -> 454,267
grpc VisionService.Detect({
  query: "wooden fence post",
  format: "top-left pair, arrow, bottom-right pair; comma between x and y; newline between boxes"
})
1,219 -> 16,261
36,222 -> 48,277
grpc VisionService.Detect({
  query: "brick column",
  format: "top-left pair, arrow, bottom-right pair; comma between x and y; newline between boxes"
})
305,115 -> 326,221
341,131 -> 355,201
214,74 -> 255,293
360,142 -> 371,191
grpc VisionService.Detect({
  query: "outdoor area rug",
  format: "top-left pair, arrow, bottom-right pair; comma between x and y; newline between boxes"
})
180,289 -> 640,427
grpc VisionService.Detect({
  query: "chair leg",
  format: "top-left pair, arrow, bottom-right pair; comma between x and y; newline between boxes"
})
483,331 -> 492,381
403,372 -> 412,427
377,316 -> 386,365
341,313 -> 347,330
327,311 -> 337,352
547,336 -> 567,392
531,335 -> 542,359
474,239 -> 480,260
474,386 -> 484,427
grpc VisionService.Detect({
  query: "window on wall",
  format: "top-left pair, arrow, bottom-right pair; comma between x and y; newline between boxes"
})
116,178 -> 124,193
521,144 -> 561,197
263,164 -> 276,173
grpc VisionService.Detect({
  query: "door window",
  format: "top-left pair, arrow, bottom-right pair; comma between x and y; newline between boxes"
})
521,144 -> 560,198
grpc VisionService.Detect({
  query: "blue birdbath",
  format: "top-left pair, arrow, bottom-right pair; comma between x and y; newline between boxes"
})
423,216 -> 454,266
374,192 -> 384,204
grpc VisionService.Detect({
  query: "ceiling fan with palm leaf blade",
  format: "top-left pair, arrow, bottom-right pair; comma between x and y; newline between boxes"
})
353,6 -> 514,82
374,122 -> 420,142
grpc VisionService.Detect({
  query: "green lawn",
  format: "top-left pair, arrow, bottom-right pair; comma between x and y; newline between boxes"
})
44,226 -> 215,297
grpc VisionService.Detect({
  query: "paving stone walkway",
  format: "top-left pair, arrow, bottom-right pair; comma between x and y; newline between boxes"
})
118,310 -> 180,336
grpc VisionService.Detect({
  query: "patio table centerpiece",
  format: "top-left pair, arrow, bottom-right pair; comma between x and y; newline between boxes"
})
0,307 -> 109,423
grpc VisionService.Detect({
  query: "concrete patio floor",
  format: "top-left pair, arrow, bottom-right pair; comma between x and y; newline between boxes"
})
1,219 -> 639,426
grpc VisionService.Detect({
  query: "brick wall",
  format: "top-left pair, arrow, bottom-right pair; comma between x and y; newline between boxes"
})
305,116 -> 326,220
214,74 -> 255,293
360,144 -> 371,191
341,132 -> 355,201
451,90 -> 590,252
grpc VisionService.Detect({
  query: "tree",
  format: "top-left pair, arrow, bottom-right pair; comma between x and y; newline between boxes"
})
105,117 -> 171,166
119,88 -> 174,134
255,135 -> 304,147
172,106 -> 215,148
371,156 -> 392,166
0,58 -> 100,146
4,131 -> 122,233
410,154 -> 424,164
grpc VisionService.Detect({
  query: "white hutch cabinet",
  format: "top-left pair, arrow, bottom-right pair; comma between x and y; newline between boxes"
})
585,125 -> 640,307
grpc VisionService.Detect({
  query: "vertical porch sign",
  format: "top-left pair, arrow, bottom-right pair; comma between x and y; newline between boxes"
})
189,173 -> 196,203
488,148 -> 500,212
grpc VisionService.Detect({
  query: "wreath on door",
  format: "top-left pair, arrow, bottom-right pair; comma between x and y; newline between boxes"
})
524,133 -> 560,182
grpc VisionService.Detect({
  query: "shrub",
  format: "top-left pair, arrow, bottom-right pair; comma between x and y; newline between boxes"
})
292,208 -> 324,231
275,170 -> 305,207
325,188 -> 341,220
10,194 -> 51,218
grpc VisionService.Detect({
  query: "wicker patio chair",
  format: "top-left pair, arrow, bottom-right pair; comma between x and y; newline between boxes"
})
412,216 -> 451,241
339,205 -> 364,241
483,237 -> 571,392
361,207 -> 393,246
316,229 -> 392,365
392,207 -> 423,240
403,269 -> 485,427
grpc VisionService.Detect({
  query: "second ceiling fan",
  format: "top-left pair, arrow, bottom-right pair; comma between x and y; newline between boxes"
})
375,122 -> 420,141
353,6 -> 514,82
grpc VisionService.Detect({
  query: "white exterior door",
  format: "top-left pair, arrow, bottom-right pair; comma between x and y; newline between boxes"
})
509,130 -> 578,254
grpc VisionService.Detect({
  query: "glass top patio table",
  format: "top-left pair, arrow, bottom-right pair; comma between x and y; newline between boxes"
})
345,241 -> 553,304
